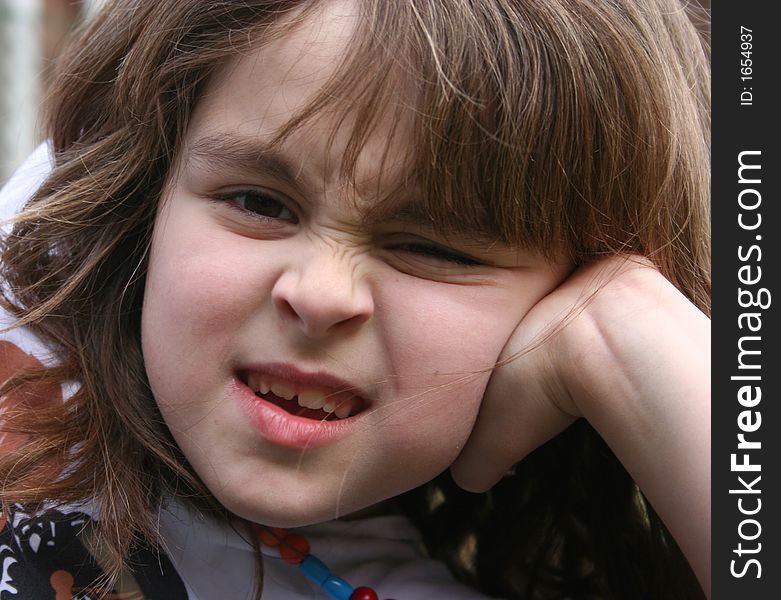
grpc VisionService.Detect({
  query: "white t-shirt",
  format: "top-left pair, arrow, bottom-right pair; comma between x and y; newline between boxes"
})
161,500 -> 490,599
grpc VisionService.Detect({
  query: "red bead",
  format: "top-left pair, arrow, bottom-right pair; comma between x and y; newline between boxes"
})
279,533 -> 311,564
349,587 -> 379,600
257,526 -> 288,547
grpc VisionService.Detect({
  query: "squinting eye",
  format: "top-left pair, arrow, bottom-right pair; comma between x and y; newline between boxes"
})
217,190 -> 298,223
391,242 -> 482,266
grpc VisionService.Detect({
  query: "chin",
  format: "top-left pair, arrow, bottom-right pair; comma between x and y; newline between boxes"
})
211,484 -> 363,528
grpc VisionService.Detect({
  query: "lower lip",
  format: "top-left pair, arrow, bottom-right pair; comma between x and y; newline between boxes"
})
232,377 -> 360,449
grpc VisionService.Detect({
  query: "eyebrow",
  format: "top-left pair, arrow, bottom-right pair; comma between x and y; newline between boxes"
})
184,133 -> 447,229
186,134 -> 313,195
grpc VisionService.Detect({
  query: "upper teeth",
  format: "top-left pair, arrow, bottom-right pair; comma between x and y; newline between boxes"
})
245,372 -> 356,418
299,390 -> 327,410
269,382 -> 295,401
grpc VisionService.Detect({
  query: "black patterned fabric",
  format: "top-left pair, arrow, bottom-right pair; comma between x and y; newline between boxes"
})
0,503 -> 188,600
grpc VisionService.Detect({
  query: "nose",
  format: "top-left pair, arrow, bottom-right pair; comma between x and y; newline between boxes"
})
271,250 -> 374,339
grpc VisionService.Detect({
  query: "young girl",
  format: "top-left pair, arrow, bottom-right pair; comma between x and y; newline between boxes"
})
0,1 -> 710,599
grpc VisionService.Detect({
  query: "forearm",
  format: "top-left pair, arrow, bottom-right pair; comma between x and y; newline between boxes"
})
568,291 -> 711,596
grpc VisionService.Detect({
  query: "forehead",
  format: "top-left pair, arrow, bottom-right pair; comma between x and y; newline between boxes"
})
185,0 -> 413,205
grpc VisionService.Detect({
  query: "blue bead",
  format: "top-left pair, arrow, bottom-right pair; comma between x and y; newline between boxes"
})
322,575 -> 354,600
299,555 -> 331,585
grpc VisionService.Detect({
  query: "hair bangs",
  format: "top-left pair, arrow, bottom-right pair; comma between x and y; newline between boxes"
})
262,0 -> 707,275
260,0 -> 601,258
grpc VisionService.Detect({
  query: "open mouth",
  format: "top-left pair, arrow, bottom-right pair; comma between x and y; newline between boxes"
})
238,370 -> 366,421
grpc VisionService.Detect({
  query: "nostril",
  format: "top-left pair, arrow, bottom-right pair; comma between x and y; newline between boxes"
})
273,295 -> 374,338
273,295 -> 301,323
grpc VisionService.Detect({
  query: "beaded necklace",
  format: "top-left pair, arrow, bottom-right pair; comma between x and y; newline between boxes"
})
255,524 -> 395,600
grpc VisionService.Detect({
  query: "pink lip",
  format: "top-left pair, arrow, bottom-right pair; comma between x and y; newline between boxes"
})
232,362 -> 369,449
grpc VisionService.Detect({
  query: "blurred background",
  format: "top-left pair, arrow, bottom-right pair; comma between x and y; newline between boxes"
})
0,0 -> 103,183
0,0 -> 710,186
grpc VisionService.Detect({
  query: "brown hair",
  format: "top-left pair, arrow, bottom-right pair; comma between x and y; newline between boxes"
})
1,0 -> 709,598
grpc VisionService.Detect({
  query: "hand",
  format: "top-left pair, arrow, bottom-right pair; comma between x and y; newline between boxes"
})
450,255 -> 711,595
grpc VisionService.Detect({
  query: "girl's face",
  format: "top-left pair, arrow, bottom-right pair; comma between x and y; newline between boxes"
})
142,1 -> 571,526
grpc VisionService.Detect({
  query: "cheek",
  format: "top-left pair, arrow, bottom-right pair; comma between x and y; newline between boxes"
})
371,282 -> 523,448
140,208 -> 260,398
380,282 -> 521,379
144,238 -> 242,338
378,262 -> 572,385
